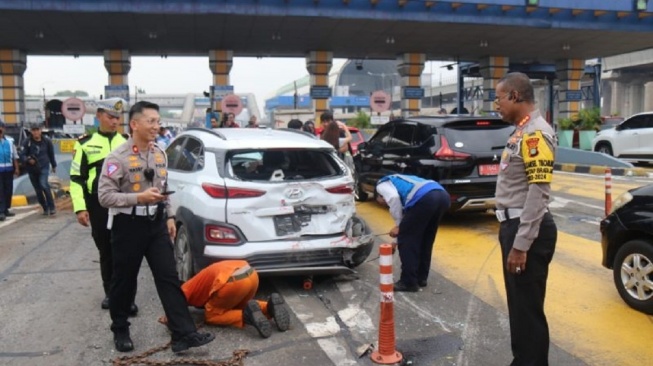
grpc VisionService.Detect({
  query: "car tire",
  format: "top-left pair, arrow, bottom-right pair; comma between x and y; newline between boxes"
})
595,142 -> 613,156
612,239 -> 653,315
175,224 -> 196,283
354,171 -> 368,202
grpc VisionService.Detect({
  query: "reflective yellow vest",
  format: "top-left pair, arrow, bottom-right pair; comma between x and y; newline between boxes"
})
69,132 -> 127,212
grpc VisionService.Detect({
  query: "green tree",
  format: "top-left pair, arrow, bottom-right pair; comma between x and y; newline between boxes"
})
347,111 -> 371,129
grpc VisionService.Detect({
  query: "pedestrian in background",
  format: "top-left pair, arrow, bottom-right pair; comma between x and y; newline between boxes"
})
156,127 -> 171,149
69,98 -> 136,313
99,101 -> 214,353
221,112 -> 239,128
375,174 -> 450,292
319,112 -> 351,157
20,123 -> 57,215
494,72 -> 557,366
246,115 -> 259,128
302,120 -> 316,135
0,119 -> 20,221
287,119 -> 303,130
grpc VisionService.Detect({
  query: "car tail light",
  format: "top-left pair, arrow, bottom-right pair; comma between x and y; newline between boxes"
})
326,184 -> 354,194
205,225 -> 240,244
434,136 -> 471,161
201,183 -> 266,199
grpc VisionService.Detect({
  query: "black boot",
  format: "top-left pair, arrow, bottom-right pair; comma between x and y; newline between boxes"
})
129,303 -> 138,317
267,293 -> 290,331
393,281 -> 419,292
113,329 -> 134,352
171,331 -> 215,353
243,300 -> 272,338
101,297 -> 110,309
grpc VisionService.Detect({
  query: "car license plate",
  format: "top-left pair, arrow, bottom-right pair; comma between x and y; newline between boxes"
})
479,164 -> 500,176
273,214 -> 311,236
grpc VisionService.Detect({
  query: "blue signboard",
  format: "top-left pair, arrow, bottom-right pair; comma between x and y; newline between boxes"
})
565,90 -> 582,101
211,85 -> 234,97
105,85 -> 130,101
310,86 -> 332,99
402,87 -> 424,99
486,90 -> 496,101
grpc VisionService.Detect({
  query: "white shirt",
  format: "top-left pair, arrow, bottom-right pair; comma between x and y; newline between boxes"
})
376,180 -> 403,225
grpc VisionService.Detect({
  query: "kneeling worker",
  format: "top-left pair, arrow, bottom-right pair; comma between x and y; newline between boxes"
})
162,260 -> 291,338
376,174 -> 450,292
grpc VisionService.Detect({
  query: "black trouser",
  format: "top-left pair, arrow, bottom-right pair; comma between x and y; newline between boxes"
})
499,212 -> 557,366
397,189 -> 451,286
0,170 -> 14,214
109,213 -> 196,339
87,194 -> 113,295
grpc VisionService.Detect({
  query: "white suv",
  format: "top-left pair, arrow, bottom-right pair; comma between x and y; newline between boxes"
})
592,112 -> 653,162
165,128 -> 374,281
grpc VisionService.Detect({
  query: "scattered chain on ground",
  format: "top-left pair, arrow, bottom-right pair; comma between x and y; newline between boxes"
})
111,345 -> 248,366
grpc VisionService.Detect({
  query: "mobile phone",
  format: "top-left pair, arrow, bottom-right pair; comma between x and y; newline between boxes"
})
161,191 -> 176,196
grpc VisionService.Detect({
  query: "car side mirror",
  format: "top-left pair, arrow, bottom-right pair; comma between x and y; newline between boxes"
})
615,124 -> 623,131
358,142 -> 367,152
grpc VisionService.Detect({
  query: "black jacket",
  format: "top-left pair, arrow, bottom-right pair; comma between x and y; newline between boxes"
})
20,137 -> 56,173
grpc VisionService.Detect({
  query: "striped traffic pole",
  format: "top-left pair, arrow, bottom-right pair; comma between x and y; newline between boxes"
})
605,167 -> 612,216
371,243 -> 403,364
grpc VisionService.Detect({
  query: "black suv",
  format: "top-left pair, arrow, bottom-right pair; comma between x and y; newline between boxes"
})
600,183 -> 653,315
354,116 -> 513,212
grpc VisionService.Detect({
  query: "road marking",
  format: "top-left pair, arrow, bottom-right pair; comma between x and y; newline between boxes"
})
359,199 -> 653,366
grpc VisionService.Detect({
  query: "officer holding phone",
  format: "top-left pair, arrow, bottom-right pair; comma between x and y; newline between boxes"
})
99,101 -> 213,353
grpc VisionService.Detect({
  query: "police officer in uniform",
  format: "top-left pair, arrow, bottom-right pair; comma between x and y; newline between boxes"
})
494,72 -> 557,366
375,174 -> 450,292
69,98 -> 138,314
98,101 -> 214,353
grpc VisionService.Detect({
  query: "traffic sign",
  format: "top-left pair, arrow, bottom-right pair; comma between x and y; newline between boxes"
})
371,115 -> 390,125
370,90 -> 391,113
220,94 -> 243,115
61,97 -> 86,121
63,124 -> 85,134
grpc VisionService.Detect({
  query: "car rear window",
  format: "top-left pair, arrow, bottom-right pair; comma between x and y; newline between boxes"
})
442,119 -> 513,151
228,149 -> 344,181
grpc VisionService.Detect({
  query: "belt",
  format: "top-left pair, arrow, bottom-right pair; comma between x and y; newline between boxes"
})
115,205 -> 159,217
227,267 -> 254,283
495,208 -> 523,222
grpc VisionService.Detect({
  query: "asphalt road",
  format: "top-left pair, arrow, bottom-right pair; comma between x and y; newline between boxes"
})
1,171 -> 652,365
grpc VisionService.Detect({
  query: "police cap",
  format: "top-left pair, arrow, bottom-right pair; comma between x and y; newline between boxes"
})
97,98 -> 126,118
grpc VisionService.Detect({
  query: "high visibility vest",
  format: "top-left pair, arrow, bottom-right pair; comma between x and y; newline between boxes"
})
69,132 -> 127,212
378,174 -> 443,208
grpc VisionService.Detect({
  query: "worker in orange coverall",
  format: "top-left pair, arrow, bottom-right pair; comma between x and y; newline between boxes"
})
161,260 -> 291,338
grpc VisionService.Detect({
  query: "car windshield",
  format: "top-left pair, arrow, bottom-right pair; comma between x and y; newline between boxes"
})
228,149 -> 344,181
443,120 -> 513,151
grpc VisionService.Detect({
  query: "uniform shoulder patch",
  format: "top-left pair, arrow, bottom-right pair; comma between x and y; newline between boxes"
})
106,162 -> 119,176
520,130 -> 554,184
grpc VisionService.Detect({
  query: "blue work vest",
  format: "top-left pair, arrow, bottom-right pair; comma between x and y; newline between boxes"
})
0,137 -> 15,172
378,174 -> 444,209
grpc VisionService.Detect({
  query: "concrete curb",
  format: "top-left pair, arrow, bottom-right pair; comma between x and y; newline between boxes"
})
554,163 -> 649,177
11,185 -> 69,208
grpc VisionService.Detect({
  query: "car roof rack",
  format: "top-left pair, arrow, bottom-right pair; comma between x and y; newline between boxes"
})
186,127 -> 227,140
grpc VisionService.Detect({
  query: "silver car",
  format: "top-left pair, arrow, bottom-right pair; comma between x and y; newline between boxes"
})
166,128 -> 374,281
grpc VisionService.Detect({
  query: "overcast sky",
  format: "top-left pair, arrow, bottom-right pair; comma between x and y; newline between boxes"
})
23,56 -> 348,115
23,56 -> 456,117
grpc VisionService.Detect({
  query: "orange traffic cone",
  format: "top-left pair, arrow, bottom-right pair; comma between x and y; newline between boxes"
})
371,243 -> 403,364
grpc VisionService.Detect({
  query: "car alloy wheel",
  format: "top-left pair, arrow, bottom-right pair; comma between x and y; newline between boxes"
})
596,143 -> 613,156
613,239 -> 653,315
175,225 -> 194,282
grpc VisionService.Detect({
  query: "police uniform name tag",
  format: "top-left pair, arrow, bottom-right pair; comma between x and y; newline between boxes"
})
520,130 -> 554,184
